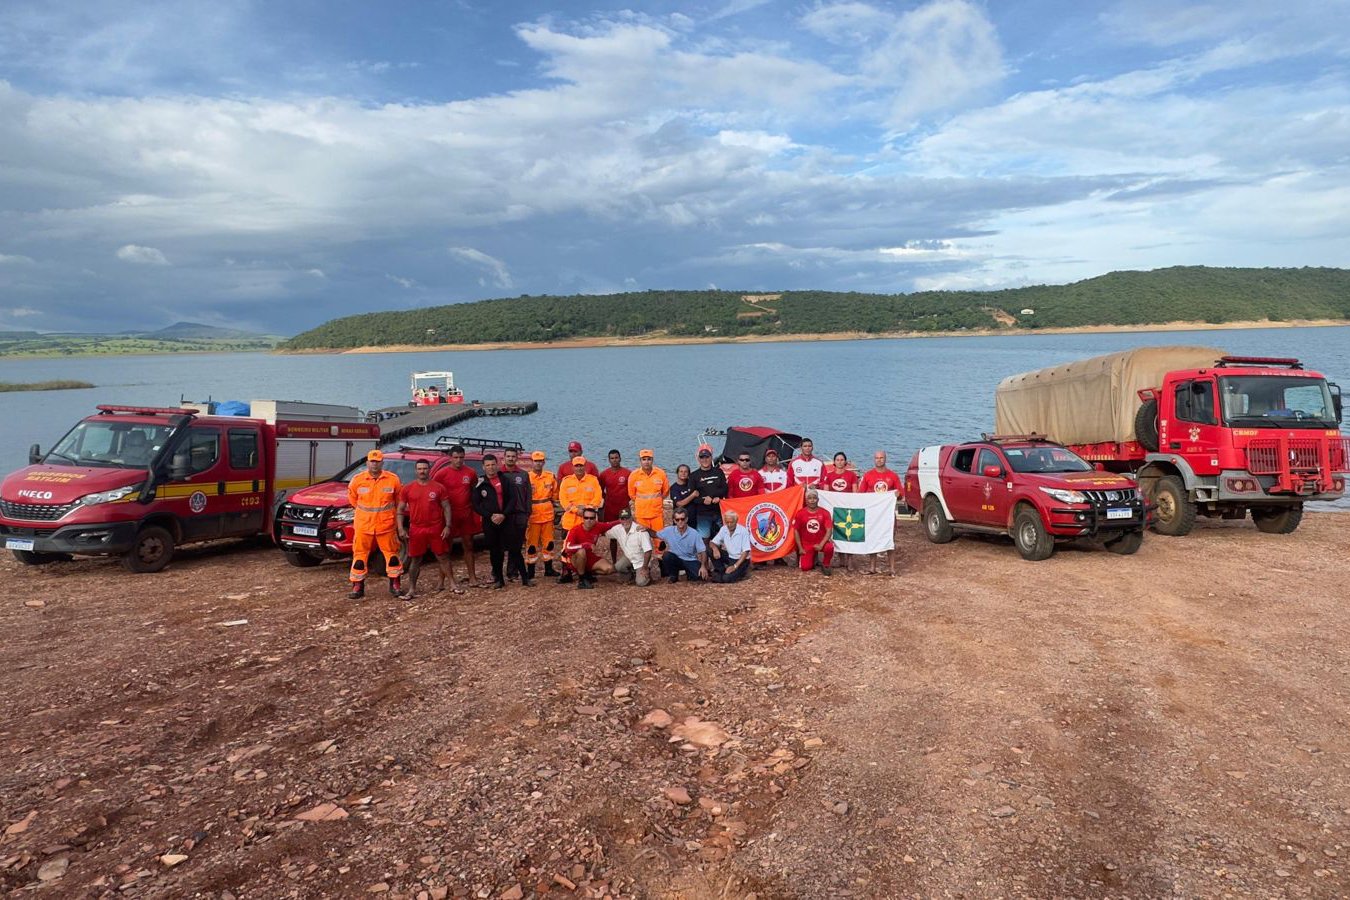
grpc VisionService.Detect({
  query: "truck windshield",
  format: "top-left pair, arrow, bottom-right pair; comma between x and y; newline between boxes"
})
1003,446 -> 1094,474
47,421 -> 173,469
339,458 -> 421,483
1220,376 -> 1337,427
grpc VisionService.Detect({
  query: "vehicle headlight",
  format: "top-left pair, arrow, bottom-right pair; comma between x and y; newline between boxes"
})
332,507 -> 355,522
77,484 -> 141,506
1039,486 -> 1086,504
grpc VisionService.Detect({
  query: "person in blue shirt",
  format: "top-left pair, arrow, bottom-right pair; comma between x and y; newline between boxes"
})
656,510 -> 708,583
708,510 -> 752,583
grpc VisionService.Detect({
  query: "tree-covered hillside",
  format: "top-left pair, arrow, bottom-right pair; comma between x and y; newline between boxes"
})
283,266 -> 1350,350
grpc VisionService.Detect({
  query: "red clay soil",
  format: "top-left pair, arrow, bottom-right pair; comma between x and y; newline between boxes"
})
1,514 -> 1348,898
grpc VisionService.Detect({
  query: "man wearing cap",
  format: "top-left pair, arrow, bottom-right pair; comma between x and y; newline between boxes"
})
557,456 -> 603,533
525,451 -> 559,579
560,506 -> 622,589
606,509 -> 654,586
556,441 -> 599,484
346,449 -> 404,600
727,452 -> 764,498
627,449 -> 669,534
759,448 -> 789,492
597,450 -> 631,523
689,445 -> 728,540
471,453 -> 533,589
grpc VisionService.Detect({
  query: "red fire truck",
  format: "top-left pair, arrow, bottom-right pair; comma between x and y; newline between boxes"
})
0,401 -> 377,572
995,348 -> 1347,535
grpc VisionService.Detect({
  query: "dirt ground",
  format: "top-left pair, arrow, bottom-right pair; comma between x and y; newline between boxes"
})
1,513 -> 1348,899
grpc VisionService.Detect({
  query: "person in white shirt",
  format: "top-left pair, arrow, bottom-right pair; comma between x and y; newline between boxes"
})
708,510 -> 752,583
606,509 -> 653,586
788,438 -> 823,486
759,448 -> 789,492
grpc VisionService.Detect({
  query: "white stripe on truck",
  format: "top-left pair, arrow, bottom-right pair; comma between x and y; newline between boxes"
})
916,445 -> 952,518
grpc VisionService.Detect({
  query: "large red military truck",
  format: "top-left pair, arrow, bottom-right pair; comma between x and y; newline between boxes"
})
995,348 -> 1347,535
0,401 -> 377,572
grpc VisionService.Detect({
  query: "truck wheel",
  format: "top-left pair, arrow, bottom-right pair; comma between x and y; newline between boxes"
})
1150,475 -> 1196,536
11,549 -> 72,565
1012,507 -> 1055,561
1251,505 -> 1303,534
1134,399 -> 1160,452
1104,529 -> 1144,555
922,496 -> 954,544
283,549 -> 324,568
122,526 -> 175,573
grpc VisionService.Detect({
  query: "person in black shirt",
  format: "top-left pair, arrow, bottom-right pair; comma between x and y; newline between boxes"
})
689,446 -> 728,540
499,447 -> 534,582
668,464 -> 698,530
471,454 -> 534,589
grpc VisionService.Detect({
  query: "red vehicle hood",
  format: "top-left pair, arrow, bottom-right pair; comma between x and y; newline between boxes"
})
288,481 -> 351,508
1021,471 -> 1137,492
2,465 -> 146,505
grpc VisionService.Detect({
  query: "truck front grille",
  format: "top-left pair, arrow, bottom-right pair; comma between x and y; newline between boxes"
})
0,499 -> 77,522
1246,438 -> 1348,475
1081,488 -> 1138,505
283,504 -> 326,523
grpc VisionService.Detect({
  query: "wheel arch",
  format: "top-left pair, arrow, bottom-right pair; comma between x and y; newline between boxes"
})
138,513 -> 182,544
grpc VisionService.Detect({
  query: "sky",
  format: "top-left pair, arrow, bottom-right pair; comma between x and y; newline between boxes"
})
0,0 -> 1347,336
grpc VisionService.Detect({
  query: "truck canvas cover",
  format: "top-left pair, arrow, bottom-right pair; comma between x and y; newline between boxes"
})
995,346 -> 1223,444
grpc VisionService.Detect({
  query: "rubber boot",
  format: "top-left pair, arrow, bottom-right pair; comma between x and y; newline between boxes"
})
528,562 -> 538,580
543,561 -> 558,578
348,582 -> 365,601
389,576 -> 402,596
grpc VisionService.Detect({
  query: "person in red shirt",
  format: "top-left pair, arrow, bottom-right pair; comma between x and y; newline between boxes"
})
822,452 -> 859,493
397,460 -> 462,599
559,506 -> 622,589
432,444 -> 483,587
791,488 -> 834,575
597,449 -> 631,520
759,448 -> 789,492
857,450 -> 902,576
727,452 -> 764,498
556,441 -> 600,483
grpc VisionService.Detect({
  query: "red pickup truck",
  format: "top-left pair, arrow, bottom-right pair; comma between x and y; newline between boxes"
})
274,436 -> 522,568
903,436 -> 1147,561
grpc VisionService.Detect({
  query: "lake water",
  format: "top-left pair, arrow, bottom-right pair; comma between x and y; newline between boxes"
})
2,325 -> 1348,508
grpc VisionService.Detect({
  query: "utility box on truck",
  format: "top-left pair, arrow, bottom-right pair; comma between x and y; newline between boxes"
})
995,349 -> 1347,535
0,401 -> 377,572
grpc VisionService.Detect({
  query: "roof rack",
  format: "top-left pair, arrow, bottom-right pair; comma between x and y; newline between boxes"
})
980,432 -> 1056,444
432,436 -> 525,452
97,404 -> 195,417
1214,355 -> 1303,369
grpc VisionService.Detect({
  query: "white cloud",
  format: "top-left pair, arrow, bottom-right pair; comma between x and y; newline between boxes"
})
306,268 -> 326,278
385,273 -> 415,289
0,253 -> 36,264
115,244 -> 169,265
2,306 -> 42,316
801,2 -> 894,43
716,130 -> 794,154
448,247 -> 513,289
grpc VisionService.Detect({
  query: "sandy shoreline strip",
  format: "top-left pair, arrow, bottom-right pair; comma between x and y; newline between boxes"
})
282,318 -> 1350,355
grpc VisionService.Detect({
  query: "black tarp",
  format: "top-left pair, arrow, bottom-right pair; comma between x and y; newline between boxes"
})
718,427 -> 802,467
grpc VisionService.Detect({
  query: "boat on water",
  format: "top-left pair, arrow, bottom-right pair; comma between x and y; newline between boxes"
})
410,371 -> 464,406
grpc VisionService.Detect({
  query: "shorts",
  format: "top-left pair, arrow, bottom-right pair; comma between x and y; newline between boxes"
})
449,508 -> 478,539
407,526 -> 450,557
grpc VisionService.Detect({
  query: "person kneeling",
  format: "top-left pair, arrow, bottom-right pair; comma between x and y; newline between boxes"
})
656,511 -> 707,583
560,507 -> 620,589
607,509 -> 654,586
708,510 -> 752,583
792,488 -> 835,576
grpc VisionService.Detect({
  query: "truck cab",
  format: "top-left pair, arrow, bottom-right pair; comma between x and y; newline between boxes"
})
904,436 -> 1147,561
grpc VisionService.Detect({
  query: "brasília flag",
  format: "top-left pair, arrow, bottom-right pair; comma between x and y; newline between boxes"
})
815,490 -> 896,553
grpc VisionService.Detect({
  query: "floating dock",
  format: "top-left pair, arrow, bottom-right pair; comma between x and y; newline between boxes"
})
371,401 -> 538,445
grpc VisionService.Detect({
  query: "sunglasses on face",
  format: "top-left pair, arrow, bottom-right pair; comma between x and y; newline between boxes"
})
583,515 -> 596,520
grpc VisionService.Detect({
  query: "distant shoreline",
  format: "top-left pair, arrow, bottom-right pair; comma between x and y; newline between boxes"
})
282,318 -> 1350,355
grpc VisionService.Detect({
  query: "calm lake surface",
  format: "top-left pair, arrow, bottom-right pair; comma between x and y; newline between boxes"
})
2,325 -> 1348,507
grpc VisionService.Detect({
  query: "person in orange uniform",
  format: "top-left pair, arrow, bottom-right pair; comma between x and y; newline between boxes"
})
525,450 -> 559,579
556,441 -> 599,484
627,449 -> 669,534
347,449 -> 403,600
557,456 -> 603,532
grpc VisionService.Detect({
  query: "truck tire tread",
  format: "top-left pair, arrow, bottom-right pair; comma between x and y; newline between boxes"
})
1150,475 -> 1196,536
122,525 -> 175,573
922,496 -> 955,544
1012,505 -> 1055,561
1134,398 -> 1160,452
1251,504 -> 1303,534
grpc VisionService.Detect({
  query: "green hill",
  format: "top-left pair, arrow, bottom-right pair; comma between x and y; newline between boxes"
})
0,322 -> 282,358
282,266 -> 1350,350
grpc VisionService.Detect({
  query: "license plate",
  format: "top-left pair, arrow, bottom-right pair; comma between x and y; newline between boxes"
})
5,538 -> 36,551
1106,508 -> 1132,520
292,525 -> 319,537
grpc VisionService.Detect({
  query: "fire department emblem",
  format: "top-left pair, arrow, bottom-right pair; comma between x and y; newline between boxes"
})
805,519 -> 821,534
873,482 -> 889,492
746,500 -> 790,553
1188,426 -> 1201,442
188,491 -> 208,513
981,481 -> 993,499
738,476 -> 755,492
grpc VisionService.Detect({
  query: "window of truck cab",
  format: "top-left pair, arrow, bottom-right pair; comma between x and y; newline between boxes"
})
1174,379 -> 1217,425
1219,375 -> 1337,427
48,420 -> 172,468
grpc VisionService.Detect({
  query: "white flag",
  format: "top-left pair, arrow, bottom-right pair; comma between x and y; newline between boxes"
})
815,490 -> 896,554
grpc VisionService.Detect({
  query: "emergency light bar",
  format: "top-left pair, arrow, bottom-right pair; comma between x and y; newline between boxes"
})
96,404 -> 196,416
1215,356 -> 1304,369
980,433 -> 1053,444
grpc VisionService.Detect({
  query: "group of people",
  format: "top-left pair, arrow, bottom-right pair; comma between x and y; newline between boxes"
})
343,438 -> 902,601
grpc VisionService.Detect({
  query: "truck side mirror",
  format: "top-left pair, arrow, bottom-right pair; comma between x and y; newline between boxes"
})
1331,383 -> 1343,423
982,464 -> 1003,478
28,444 -> 42,465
